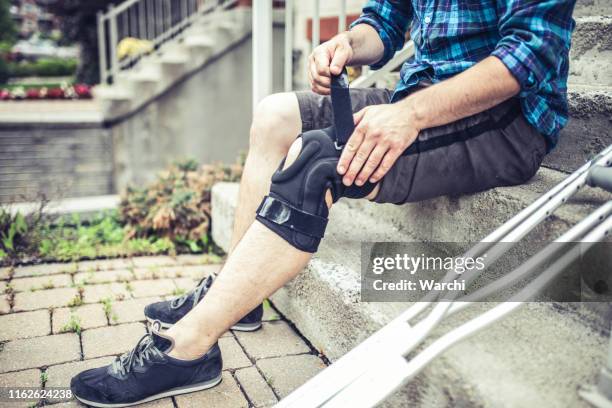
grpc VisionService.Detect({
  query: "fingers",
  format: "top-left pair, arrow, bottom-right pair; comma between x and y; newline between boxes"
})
309,48 -> 332,95
356,144 -> 389,186
337,123 -> 366,175
330,44 -> 351,76
369,148 -> 401,183
342,135 -> 377,186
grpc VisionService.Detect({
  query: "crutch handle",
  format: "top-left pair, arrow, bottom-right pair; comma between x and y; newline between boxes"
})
587,165 -> 612,193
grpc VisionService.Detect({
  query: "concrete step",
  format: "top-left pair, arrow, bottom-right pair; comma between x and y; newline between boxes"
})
211,177 -> 610,407
574,0 -> 612,17
569,16 -> 612,87
548,84 -> 612,173
93,7 -> 252,122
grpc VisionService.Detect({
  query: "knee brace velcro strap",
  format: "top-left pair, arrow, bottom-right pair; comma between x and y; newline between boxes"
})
256,128 -> 376,253
256,195 -> 328,239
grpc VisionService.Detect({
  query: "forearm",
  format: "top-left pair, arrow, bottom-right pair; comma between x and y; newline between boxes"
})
402,56 -> 521,131
345,24 -> 385,66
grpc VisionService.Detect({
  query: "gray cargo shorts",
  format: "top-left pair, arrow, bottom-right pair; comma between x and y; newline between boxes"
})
295,87 -> 547,204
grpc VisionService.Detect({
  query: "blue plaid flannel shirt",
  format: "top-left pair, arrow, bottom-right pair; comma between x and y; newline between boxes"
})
351,0 -> 576,149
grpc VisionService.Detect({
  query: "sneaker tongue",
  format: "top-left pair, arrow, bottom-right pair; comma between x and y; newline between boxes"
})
150,322 -> 175,353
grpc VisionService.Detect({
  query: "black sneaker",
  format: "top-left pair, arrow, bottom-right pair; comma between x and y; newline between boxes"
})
71,328 -> 222,407
144,275 -> 263,331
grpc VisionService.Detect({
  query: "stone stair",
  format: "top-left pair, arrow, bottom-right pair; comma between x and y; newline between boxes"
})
210,1 -> 612,407
93,7 -> 251,122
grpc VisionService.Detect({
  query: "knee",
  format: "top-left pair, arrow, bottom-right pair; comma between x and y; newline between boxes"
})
250,93 -> 300,153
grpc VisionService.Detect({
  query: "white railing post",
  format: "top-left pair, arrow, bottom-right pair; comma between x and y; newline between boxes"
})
252,0 -> 273,112
312,0 -> 320,48
284,0 -> 293,92
108,4 -> 119,83
97,11 -> 108,84
339,0 -> 346,32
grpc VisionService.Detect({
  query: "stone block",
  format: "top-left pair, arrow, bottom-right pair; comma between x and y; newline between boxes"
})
0,310 -> 50,341
0,333 -> 80,372
81,323 -> 146,359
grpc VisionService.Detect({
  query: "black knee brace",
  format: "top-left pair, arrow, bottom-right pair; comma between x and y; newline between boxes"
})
256,127 -> 376,252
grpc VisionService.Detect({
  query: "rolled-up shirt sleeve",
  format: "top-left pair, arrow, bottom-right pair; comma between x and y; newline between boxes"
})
350,0 -> 412,69
491,0 -> 575,97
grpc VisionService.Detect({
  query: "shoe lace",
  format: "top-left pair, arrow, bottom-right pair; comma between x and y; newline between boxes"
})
170,275 -> 214,309
111,335 -> 164,376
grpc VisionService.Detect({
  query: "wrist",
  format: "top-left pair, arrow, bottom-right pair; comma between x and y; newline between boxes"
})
400,96 -> 428,131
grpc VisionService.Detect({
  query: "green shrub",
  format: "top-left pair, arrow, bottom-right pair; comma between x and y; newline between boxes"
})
119,159 -> 243,253
9,58 -> 77,78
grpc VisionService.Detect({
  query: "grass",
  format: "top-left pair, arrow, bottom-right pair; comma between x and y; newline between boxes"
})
61,313 -> 82,335
101,297 -> 118,323
172,288 -> 187,297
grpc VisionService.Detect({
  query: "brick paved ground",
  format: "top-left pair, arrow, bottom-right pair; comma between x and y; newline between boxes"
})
0,255 -> 327,407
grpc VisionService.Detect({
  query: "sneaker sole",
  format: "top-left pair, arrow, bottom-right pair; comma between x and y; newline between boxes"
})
146,317 -> 262,332
73,373 -> 222,408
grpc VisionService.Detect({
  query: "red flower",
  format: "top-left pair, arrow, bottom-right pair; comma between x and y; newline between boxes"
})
0,89 -> 9,100
73,84 -> 92,99
47,88 -> 65,99
26,88 -> 41,99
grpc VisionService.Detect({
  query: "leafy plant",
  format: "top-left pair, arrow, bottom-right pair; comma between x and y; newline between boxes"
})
0,202 -> 50,264
119,159 -> 243,253
61,313 -> 82,334
101,297 -> 118,323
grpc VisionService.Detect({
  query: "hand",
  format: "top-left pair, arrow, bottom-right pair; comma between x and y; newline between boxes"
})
308,33 -> 353,95
337,102 -> 421,186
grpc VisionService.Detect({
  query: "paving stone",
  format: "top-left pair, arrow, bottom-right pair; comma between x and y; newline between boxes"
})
130,279 -> 177,298
234,321 -> 310,360
45,356 -> 115,394
53,304 -> 108,334
0,369 -> 42,407
173,277 -> 198,292
12,263 -> 77,278
13,287 -> 78,312
0,310 -> 50,341
0,368 -> 41,387
0,333 -> 80,372
235,366 -> 278,407
82,283 -> 130,303
0,266 -> 13,280
77,258 -> 133,272
0,280 -> 6,294
132,256 -> 178,268
10,274 -> 72,293
256,354 -> 326,398
82,322 -> 146,359
219,337 -> 251,370
176,254 -> 210,265
44,400 -> 85,407
174,372 -> 248,408
112,296 -> 162,324
73,269 -> 132,285
0,295 -> 9,314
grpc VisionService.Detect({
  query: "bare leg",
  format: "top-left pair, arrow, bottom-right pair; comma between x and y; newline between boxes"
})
166,139 -> 331,359
228,93 -> 301,254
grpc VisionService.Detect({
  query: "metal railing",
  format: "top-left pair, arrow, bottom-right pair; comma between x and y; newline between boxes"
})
253,0 -> 415,108
97,0 -> 236,85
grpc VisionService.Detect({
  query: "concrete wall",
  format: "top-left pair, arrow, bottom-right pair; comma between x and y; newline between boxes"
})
0,125 -> 114,203
111,27 -> 286,190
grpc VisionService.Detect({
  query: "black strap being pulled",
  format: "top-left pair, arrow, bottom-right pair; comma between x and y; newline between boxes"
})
330,69 -> 354,147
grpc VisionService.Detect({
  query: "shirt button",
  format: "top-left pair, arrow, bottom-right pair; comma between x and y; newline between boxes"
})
424,16 -> 431,24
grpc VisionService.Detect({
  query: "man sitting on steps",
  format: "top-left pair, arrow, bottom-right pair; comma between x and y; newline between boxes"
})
70,1 -> 576,406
